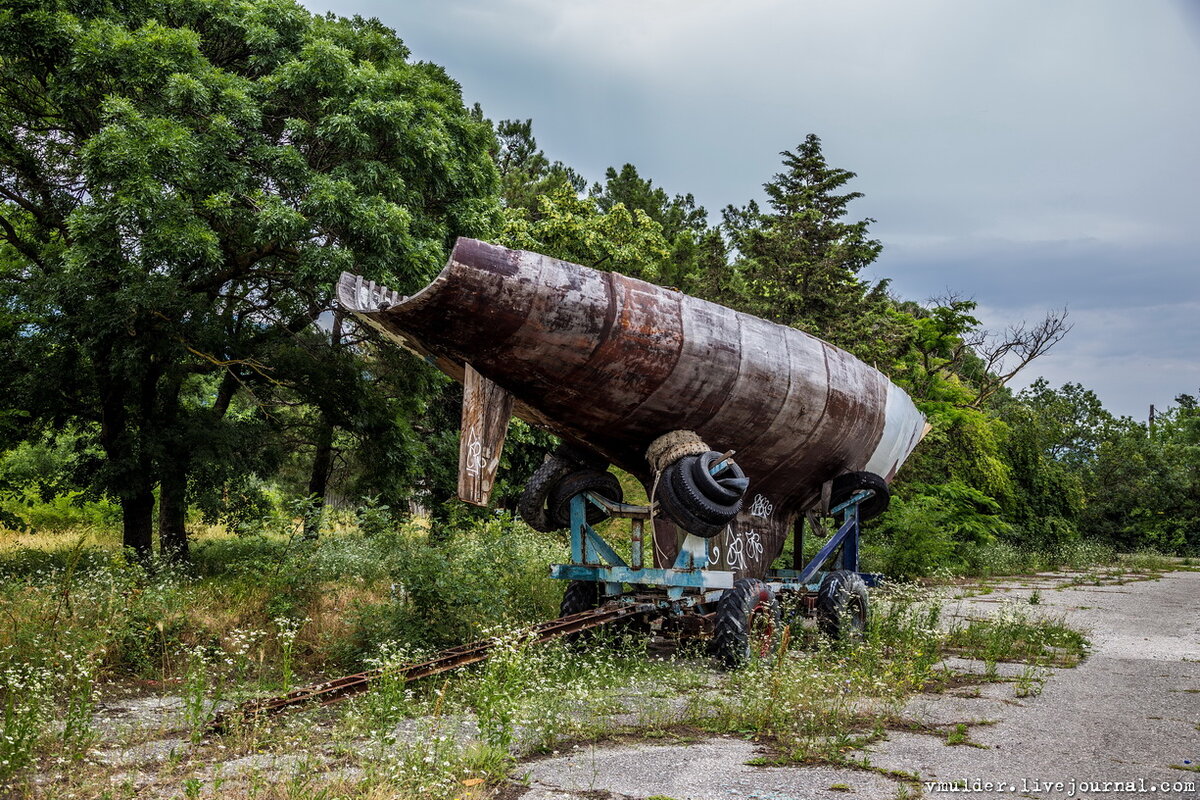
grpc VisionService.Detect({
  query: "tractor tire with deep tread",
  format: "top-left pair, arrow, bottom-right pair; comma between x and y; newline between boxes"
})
558,579 -> 603,645
712,578 -> 782,669
559,579 -> 601,617
547,469 -> 623,528
816,569 -> 869,642
829,471 -> 890,521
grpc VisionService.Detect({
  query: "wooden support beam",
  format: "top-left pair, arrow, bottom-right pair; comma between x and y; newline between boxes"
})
457,363 -> 514,506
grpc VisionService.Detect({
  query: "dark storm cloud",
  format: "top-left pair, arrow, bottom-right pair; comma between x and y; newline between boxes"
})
302,0 -> 1200,417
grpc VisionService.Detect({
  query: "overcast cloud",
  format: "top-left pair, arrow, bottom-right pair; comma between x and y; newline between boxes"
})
304,0 -> 1200,418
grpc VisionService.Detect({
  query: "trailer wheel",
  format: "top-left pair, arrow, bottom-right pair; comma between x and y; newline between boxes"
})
816,570 -> 869,642
560,579 -> 601,617
713,578 -> 782,669
829,472 -> 890,521
558,579 -> 601,645
547,469 -> 623,528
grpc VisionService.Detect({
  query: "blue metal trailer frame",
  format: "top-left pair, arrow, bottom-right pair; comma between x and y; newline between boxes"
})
548,457 -> 880,615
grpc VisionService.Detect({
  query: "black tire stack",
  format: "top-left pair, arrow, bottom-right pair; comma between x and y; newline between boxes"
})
656,451 -> 749,538
518,445 -> 622,531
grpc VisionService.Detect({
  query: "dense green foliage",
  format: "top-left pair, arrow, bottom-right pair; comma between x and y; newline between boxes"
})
0,0 -> 498,557
0,0 -> 1195,572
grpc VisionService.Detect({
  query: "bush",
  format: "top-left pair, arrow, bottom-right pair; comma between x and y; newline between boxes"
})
0,491 -> 120,534
336,513 -> 565,664
872,481 -> 1011,578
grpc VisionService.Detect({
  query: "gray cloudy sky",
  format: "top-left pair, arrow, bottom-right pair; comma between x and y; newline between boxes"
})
305,0 -> 1200,419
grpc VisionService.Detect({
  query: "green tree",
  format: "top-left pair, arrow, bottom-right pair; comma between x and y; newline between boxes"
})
590,163 -> 709,290
1083,396 -> 1200,552
0,0 -> 499,558
500,182 -> 670,281
494,118 -> 584,212
720,134 -> 884,342
591,163 -> 707,241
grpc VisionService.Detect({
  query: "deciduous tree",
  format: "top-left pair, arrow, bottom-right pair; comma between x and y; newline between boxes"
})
0,0 -> 499,558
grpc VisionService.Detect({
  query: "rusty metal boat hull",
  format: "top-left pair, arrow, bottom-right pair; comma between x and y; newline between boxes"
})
338,238 -> 926,578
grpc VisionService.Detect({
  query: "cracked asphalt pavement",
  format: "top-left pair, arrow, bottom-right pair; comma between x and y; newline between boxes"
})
513,570 -> 1200,800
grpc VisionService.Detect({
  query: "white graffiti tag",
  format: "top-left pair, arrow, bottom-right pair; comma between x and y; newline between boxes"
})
465,431 -> 483,477
749,494 -> 774,518
711,527 -> 764,570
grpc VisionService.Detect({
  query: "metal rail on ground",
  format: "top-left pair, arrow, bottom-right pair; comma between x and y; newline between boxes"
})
207,601 -> 653,734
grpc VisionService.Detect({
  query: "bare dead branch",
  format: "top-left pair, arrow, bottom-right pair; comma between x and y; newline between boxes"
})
971,307 -> 1072,407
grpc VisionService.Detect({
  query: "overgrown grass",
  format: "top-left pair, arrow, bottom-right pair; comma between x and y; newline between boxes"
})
860,535 -> 1181,580
697,584 -> 946,763
947,603 -> 1089,667
0,515 -> 1106,797
691,588 -> 1090,770
0,512 -> 565,788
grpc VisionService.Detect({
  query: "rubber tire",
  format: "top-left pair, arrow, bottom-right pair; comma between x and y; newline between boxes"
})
560,579 -> 601,617
691,451 -> 750,504
558,579 -> 602,646
830,471 -> 890,521
518,454 -> 575,532
547,469 -> 623,528
671,455 -> 744,522
816,569 -> 869,642
712,578 -> 782,669
655,473 -> 728,538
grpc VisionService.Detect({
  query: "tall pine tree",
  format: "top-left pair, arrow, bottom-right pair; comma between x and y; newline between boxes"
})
722,134 -> 884,342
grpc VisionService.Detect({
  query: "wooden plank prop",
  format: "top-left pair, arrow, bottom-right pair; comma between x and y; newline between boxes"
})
457,364 -> 514,506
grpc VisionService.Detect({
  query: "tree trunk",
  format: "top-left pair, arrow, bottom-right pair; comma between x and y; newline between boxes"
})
157,371 -> 190,563
99,353 -> 155,562
303,312 -> 342,540
159,461 -> 189,563
304,419 -> 334,539
122,488 -> 155,561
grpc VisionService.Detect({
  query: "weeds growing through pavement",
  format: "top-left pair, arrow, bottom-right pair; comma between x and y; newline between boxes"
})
698,583 -> 948,764
1014,664 -> 1046,697
946,601 -> 1089,666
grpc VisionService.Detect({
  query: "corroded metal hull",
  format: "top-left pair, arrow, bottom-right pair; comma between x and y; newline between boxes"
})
338,238 -> 926,578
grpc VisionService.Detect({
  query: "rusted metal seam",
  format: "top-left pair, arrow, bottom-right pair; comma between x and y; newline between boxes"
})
753,339 -> 835,499
728,320 -> 798,459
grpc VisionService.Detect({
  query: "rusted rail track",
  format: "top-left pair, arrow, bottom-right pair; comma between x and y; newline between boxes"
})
207,602 -> 653,734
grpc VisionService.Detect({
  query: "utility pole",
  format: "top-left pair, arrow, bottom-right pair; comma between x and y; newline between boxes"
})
1149,404 -> 1156,437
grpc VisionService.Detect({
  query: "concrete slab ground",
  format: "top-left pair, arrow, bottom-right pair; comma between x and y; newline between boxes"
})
519,737 -> 899,800
867,570 -> 1200,799
513,571 -> 1200,800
